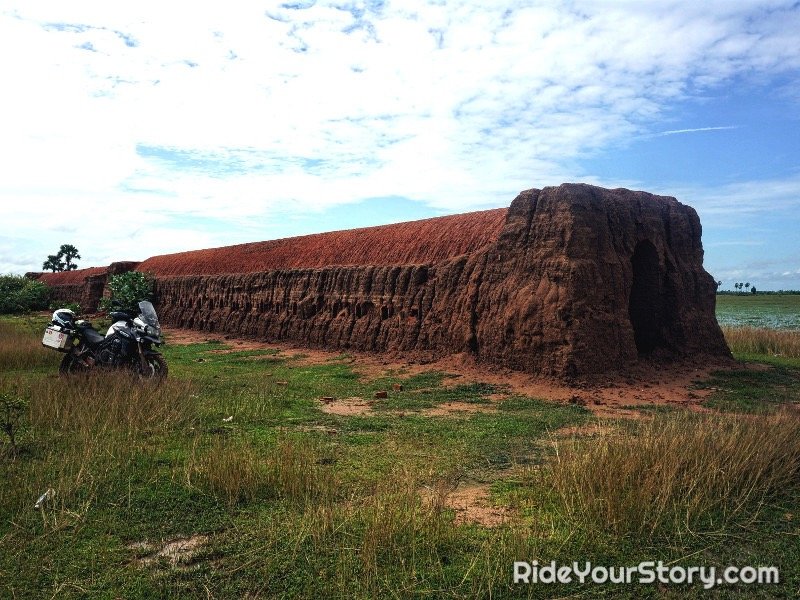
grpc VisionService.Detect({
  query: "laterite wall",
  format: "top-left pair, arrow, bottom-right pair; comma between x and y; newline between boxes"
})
34,184 -> 730,376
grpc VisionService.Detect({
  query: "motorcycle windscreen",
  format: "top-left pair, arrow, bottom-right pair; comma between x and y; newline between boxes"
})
138,301 -> 161,329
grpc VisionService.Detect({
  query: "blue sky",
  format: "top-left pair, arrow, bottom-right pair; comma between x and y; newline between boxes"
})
1,1 -> 799,289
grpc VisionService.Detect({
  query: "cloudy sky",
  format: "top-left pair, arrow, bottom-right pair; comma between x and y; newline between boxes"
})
1,1 -> 799,289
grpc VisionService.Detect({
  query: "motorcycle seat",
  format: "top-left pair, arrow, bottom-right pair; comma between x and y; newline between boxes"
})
78,324 -> 106,346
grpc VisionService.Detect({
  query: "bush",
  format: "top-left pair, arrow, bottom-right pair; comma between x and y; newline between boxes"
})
99,271 -> 153,313
0,275 -> 51,314
49,301 -> 81,315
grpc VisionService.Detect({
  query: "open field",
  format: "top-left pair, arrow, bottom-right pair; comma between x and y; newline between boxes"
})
716,293 -> 800,329
1,315 -> 800,597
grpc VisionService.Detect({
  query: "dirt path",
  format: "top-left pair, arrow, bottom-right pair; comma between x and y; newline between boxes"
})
163,327 -> 737,417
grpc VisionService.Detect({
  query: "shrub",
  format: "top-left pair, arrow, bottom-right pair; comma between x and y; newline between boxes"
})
49,301 -> 81,315
99,271 -> 154,313
0,275 -> 51,314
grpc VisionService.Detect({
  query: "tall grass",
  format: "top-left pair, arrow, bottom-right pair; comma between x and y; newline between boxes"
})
219,468 -> 541,598
0,319 -> 60,370
25,374 -> 196,436
189,443 -> 539,594
0,373 -> 197,525
722,325 -> 800,358
546,410 -> 800,538
188,435 -> 337,506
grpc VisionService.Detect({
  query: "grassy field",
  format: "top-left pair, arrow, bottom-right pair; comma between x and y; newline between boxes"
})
716,293 -> 800,329
1,314 -> 799,598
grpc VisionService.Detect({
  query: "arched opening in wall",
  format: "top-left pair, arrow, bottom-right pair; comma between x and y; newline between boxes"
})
628,240 -> 664,355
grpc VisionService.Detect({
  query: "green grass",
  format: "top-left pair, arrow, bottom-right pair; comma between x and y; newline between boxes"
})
716,293 -> 800,329
697,363 -> 800,413
2,316 -> 800,597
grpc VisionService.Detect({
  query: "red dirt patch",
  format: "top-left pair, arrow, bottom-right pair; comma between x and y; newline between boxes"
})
164,330 -> 271,349
423,484 -> 509,528
319,397 -> 375,416
426,351 -> 731,417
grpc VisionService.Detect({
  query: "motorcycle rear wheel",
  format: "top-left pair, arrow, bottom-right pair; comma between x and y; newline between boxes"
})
59,354 -> 88,375
135,354 -> 168,381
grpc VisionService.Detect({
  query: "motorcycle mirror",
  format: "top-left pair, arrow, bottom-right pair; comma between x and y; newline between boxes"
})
111,300 -> 123,308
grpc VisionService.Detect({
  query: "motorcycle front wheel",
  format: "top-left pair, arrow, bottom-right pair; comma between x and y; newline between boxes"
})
134,354 -> 168,381
59,353 -> 88,375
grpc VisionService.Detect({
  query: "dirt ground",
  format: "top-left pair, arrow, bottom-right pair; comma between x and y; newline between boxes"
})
163,327 -> 740,418
421,484 -> 510,528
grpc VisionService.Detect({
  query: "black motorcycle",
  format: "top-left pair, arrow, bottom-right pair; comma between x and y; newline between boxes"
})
42,300 -> 167,380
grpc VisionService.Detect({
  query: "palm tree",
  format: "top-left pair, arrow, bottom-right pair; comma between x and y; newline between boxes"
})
58,244 -> 81,271
42,254 -> 64,272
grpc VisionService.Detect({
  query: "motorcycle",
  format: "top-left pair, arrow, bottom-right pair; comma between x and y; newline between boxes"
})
42,300 -> 167,380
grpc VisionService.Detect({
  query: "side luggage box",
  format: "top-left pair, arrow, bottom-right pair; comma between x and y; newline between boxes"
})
42,326 -> 72,351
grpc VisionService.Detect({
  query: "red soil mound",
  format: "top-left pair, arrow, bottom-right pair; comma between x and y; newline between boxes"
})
136,208 -> 508,276
38,266 -> 107,285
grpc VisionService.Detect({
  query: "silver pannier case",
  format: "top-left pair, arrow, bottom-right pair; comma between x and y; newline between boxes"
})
42,326 -> 72,351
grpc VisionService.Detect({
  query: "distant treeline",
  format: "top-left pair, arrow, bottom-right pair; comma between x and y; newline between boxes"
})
717,290 -> 800,295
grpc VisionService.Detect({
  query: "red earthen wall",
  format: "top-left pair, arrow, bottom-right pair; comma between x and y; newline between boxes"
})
37,184 -> 730,376
37,262 -> 140,311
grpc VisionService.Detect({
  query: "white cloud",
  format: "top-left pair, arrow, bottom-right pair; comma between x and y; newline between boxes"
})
667,174 -> 800,220
1,1 -> 799,273
653,126 -> 738,136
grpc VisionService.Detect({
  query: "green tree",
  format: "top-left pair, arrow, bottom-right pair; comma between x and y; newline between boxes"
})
100,271 -> 154,313
58,244 -> 81,271
0,275 -> 51,314
42,254 -> 64,272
